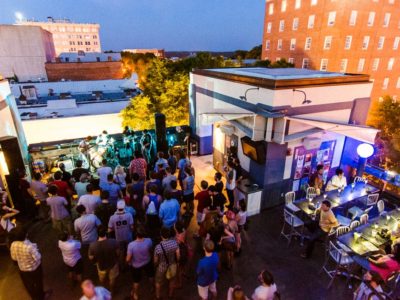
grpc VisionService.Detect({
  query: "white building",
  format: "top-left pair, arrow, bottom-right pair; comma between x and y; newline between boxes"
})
18,17 -> 101,55
0,25 -> 55,82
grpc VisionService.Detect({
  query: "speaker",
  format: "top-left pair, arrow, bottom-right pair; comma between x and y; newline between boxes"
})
155,113 -> 168,155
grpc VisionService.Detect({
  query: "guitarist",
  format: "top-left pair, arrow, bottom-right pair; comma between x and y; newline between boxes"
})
78,136 -> 92,169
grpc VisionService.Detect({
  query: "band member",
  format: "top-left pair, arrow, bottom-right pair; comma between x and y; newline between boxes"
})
141,130 -> 152,163
78,136 -> 92,169
96,130 -> 110,149
122,126 -> 132,136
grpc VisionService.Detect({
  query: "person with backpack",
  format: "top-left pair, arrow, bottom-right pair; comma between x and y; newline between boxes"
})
143,185 -> 162,233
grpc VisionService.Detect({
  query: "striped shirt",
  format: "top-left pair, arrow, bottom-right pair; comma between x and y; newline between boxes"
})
10,240 -> 41,271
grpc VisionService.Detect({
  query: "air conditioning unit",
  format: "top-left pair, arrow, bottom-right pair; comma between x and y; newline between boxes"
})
303,137 -> 322,150
219,124 -> 235,136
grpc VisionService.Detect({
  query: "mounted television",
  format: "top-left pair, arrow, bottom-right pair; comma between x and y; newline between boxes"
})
241,136 -> 266,164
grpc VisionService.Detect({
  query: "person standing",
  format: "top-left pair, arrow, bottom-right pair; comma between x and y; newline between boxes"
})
46,185 -> 72,234
126,226 -> 154,300
75,174 -> 90,200
52,171 -> 72,201
167,149 -> 177,174
177,151 -> 189,189
78,184 -> 101,214
30,173 -> 49,221
154,152 -> 169,172
162,167 -> 177,192
10,227 -> 51,300
225,161 -> 236,210
97,159 -> 113,190
114,165 -> 127,196
95,191 -> 116,227
58,232 -> 83,283
143,185 -> 162,232
214,172 -> 224,196
129,151 -> 147,181
88,226 -> 119,291
59,163 -> 72,185
159,191 -> 180,228
195,180 -> 212,228
72,159 -> 90,183
130,173 -> 145,219
102,174 -> 122,205
74,205 -> 101,246
154,227 -> 180,300
80,279 -> 111,300
18,170 -> 37,219
182,166 -> 195,215
197,240 -> 219,300
252,269 -> 278,300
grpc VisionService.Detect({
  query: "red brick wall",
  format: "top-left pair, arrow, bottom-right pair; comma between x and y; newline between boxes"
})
45,61 -> 124,81
262,0 -> 400,119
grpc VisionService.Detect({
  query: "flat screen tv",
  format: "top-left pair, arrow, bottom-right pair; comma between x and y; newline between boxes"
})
241,136 -> 266,164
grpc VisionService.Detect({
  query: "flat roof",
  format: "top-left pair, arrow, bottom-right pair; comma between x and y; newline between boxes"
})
193,67 -> 370,89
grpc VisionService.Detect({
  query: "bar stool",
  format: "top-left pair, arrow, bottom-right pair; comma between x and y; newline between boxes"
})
360,213 -> 369,225
285,191 -> 300,213
349,220 -> 360,231
280,209 -> 304,246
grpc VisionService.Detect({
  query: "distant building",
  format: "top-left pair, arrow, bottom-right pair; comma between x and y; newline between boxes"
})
45,52 -> 123,81
123,49 -> 165,58
262,0 -> 400,106
0,25 -> 55,82
18,17 -> 101,55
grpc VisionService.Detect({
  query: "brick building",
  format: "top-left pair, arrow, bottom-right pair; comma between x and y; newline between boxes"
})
262,0 -> 400,114
123,49 -> 165,58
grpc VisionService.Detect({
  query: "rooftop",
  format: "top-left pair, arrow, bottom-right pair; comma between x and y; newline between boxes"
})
193,67 -> 370,89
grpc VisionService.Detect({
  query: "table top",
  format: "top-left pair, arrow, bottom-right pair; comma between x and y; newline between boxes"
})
294,182 -> 379,216
237,178 -> 263,194
338,209 -> 400,256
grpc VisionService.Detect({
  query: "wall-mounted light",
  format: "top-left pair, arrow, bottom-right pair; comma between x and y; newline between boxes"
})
240,87 -> 259,102
0,149 -> 9,176
293,89 -> 312,104
357,143 -> 374,158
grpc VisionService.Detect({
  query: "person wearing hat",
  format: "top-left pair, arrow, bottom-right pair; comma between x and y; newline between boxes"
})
108,200 -> 134,270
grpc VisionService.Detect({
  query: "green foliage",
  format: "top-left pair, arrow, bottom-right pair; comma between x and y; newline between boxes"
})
245,45 -> 262,59
121,52 -> 156,80
270,58 -> 295,68
253,60 -> 272,67
371,95 -> 400,171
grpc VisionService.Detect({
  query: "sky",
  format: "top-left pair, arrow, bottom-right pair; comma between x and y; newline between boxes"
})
0,0 -> 265,52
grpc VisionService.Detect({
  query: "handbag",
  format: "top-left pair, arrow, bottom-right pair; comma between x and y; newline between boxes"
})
160,242 -> 177,280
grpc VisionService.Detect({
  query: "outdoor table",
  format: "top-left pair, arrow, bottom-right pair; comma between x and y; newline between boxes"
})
337,209 -> 400,256
294,182 -> 379,216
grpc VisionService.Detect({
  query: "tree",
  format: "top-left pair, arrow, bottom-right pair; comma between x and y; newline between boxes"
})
270,58 -> 295,68
245,45 -> 262,59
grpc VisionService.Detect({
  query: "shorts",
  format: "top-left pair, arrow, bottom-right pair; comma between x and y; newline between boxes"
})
131,261 -> 155,283
155,267 -> 176,283
183,193 -> 194,203
97,263 -> 119,284
197,211 -> 205,224
66,258 -> 83,274
198,281 -> 217,299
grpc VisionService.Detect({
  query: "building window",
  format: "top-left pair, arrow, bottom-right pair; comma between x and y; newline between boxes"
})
383,78 -> 389,90
388,58 -> 395,70
281,0 -> 287,12
85,35 -> 90,39
295,0 -> 301,9
362,36 -> 370,50
389,0 -> 394,4
324,36 -> 332,49
357,58 -> 365,72
59,26 -> 65,32
290,39 -> 296,50
292,18 -> 299,30
269,3 -> 274,15
344,36 -> 352,50
308,15 -> 315,29
397,77 -> 400,89
383,13 -> 391,27
328,11 -> 336,26
75,27 -> 82,32
378,37 -> 385,50
394,37 -> 400,50
340,59 -> 348,73
349,10 -> 357,26
311,0 -> 317,5
266,40 -> 270,50
93,35 -> 97,39
367,12 -> 375,26
320,59 -> 328,71
277,39 -> 282,50
305,37 -> 312,50
94,41 -> 98,45
302,58 -> 310,69
279,20 -> 285,32
267,22 -> 272,33
288,58 -> 295,64
372,58 -> 380,71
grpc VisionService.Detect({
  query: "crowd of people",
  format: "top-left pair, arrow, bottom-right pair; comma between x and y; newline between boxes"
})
1,149 -> 280,300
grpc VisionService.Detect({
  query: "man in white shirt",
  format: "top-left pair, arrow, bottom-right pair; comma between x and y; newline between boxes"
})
58,232 -> 83,282
252,269 -> 278,300
326,168 -> 347,191
78,184 -> 101,214
80,279 -> 111,300
97,159 -> 112,190
74,205 -> 101,245
225,161 -> 236,210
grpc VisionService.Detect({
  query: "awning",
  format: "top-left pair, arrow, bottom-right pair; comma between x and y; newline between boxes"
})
286,116 -> 379,144
199,112 -> 255,126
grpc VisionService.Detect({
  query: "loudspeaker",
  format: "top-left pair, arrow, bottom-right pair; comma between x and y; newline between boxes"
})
155,113 -> 168,155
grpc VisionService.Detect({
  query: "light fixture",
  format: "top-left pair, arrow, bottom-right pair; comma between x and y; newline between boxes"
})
293,89 -> 312,104
0,150 -> 9,176
15,12 -> 24,22
357,143 -> 374,158
239,87 -> 259,101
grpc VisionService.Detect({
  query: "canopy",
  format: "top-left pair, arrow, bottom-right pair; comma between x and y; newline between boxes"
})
199,112 -> 255,126
286,116 -> 379,144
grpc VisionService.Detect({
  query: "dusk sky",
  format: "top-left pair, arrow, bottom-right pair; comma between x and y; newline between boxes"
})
1,0 -> 265,51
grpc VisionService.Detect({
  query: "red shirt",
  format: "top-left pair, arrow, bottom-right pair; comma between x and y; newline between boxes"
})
52,180 -> 69,198
195,190 -> 211,213
129,158 -> 147,178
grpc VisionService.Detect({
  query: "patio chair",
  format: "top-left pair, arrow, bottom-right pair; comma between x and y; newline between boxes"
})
285,191 -> 300,213
321,241 -> 354,289
377,200 -> 385,216
280,209 -> 304,246
365,193 -> 379,207
336,226 -> 350,237
306,187 -> 317,199
360,213 -> 369,225
354,176 -> 366,183
349,220 -> 360,231
386,271 -> 400,297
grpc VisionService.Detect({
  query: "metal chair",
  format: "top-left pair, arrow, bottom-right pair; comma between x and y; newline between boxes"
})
280,209 -> 304,246
377,199 -> 385,215
354,176 -> 366,183
321,241 -> 354,288
387,271 -> 400,297
306,186 -> 317,199
366,193 -> 379,207
336,226 -> 350,237
349,220 -> 360,231
285,191 -> 300,212
360,213 -> 369,225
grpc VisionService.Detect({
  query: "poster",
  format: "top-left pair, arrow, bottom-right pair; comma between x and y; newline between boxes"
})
292,180 -> 300,192
294,154 -> 305,179
316,150 -> 324,164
